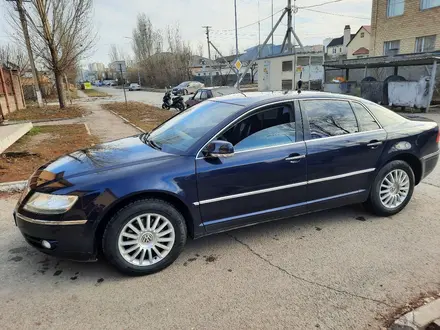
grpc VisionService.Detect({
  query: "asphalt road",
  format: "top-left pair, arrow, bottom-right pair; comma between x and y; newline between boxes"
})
1,96 -> 440,329
97,86 -> 192,108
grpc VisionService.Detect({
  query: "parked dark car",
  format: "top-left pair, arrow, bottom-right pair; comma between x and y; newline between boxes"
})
14,92 -> 439,275
185,86 -> 240,108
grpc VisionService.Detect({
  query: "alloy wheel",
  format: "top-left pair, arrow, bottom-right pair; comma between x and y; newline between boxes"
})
118,213 -> 175,266
379,169 -> 410,209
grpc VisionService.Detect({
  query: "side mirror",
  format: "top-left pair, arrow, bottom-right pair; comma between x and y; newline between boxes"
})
203,140 -> 234,158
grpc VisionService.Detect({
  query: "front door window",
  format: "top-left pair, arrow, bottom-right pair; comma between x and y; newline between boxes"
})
218,104 -> 296,152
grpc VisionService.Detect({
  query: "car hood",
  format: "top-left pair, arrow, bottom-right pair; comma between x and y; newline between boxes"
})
31,135 -> 175,188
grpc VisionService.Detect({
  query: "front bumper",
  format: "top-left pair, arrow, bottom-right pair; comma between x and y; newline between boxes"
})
14,212 -> 96,261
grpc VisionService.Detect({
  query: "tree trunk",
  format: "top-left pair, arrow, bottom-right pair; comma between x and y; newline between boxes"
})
54,70 -> 66,109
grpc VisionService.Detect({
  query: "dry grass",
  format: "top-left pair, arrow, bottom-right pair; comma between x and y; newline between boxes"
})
4,104 -> 85,121
102,101 -> 175,132
0,124 -> 98,182
83,89 -> 109,97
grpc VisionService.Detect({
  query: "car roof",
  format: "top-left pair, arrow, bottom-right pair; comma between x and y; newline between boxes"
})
211,91 -> 367,107
202,86 -> 237,90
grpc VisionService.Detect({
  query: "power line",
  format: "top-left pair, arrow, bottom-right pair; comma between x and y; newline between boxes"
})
302,7 -> 371,20
298,0 -> 344,9
213,7 -> 285,32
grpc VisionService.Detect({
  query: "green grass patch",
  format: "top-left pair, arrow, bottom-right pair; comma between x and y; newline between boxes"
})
83,89 -> 109,97
27,127 -> 42,136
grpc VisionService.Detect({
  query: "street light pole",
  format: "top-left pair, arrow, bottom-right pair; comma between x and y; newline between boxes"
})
124,36 -> 141,86
234,0 -> 240,88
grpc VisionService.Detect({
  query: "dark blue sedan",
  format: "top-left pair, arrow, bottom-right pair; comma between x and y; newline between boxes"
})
14,92 -> 439,275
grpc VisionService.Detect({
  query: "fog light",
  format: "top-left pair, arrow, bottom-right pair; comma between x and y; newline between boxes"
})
41,240 -> 51,249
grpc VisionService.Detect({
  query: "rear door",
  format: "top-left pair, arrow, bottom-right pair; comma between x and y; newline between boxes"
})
196,101 -> 308,232
300,99 -> 387,211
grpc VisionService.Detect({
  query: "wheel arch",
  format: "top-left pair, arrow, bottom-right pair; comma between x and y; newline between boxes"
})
94,191 -> 196,252
384,153 -> 422,185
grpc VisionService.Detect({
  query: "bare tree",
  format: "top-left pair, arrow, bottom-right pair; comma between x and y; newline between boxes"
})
197,42 -> 204,57
0,43 -> 29,74
8,0 -> 97,109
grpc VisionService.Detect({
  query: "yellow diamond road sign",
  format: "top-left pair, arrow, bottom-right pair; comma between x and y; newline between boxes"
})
235,59 -> 242,71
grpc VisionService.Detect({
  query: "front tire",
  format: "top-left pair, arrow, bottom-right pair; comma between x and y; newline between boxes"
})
364,160 -> 415,216
184,89 -> 188,95
102,199 -> 187,276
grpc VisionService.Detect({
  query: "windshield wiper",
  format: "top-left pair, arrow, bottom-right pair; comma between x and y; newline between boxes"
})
149,139 -> 162,150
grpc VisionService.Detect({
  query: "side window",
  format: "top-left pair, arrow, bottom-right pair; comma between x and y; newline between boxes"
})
219,104 -> 296,152
193,90 -> 201,100
301,100 -> 359,140
200,91 -> 209,100
351,102 -> 381,131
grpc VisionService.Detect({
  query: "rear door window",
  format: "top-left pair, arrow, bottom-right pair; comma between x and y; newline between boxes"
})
301,100 -> 359,140
200,91 -> 209,100
351,102 -> 381,131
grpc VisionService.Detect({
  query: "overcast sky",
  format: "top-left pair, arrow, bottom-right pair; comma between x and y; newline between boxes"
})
0,0 -> 372,67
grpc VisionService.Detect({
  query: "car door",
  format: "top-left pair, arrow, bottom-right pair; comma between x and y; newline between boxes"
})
195,101 -> 308,233
300,99 -> 387,212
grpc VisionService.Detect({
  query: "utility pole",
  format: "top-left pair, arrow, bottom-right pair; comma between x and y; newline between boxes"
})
234,0 -> 240,88
287,0 -> 293,53
9,0 -> 43,107
258,0 -> 261,58
202,26 -> 213,87
271,0 -> 274,55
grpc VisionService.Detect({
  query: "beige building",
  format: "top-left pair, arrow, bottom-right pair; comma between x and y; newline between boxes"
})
371,0 -> 440,56
346,26 -> 371,59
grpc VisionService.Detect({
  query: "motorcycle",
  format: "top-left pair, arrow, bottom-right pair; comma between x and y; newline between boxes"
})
162,91 -> 185,112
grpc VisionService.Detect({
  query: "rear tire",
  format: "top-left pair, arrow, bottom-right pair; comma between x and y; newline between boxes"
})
102,199 -> 187,276
364,160 -> 415,216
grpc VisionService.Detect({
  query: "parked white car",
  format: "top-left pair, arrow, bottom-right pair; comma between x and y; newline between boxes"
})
129,83 -> 141,91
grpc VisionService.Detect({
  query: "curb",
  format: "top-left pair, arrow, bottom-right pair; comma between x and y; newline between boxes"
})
1,117 -> 82,126
390,297 -> 440,329
0,180 -> 27,192
108,110 -> 146,133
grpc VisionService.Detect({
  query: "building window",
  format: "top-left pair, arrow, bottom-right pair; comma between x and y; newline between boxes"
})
282,61 -> 293,72
415,35 -> 436,52
384,40 -> 400,55
282,79 -> 293,90
360,32 -> 365,38
387,0 -> 405,17
332,48 -> 336,54
339,47 -> 342,52
421,0 -> 440,10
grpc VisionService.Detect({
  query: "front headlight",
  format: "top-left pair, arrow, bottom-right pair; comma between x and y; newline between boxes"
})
23,193 -> 78,215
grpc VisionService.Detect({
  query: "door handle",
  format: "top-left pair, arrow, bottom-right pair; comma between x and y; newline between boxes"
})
366,141 -> 383,149
285,155 -> 306,163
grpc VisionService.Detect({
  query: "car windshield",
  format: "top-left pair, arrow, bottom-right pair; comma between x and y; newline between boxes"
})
144,101 -> 242,154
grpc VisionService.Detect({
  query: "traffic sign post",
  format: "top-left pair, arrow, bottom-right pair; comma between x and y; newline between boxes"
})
112,61 -> 128,107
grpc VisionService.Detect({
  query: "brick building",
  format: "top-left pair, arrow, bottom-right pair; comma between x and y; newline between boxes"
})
371,0 -> 440,56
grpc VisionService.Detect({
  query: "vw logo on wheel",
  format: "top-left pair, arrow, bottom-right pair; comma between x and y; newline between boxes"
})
140,232 -> 154,244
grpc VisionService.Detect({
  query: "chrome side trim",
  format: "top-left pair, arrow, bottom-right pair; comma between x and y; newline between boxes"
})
200,189 -> 366,226
233,141 -> 304,155
308,168 -> 375,184
304,129 -> 385,143
17,213 -> 87,226
193,168 -> 375,206
193,181 -> 308,206
421,150 -> 440,160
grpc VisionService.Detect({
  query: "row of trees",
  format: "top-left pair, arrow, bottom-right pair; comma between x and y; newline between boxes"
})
5,0 -> 96,108
108,14 -> 193,88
